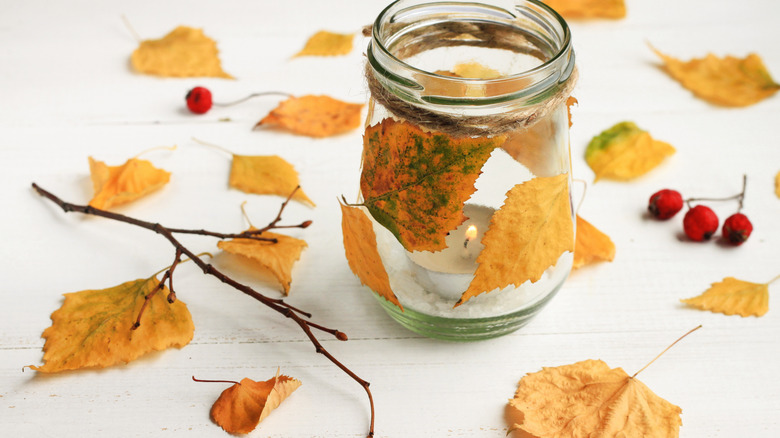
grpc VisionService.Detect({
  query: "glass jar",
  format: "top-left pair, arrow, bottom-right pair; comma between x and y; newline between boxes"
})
352,0 -> 576,341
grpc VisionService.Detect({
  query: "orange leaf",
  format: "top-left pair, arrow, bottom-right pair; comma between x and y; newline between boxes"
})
681,277 -> 770,317
543,0 -> 627,19
88,156 -> 171,210
508,359 -> 682,438
131,26 -> 233,78
340,203 -> 401,310
585,121 -> 675,182
255,95 -> 364,138
29,277 -> 194,373
652,47 -> 780,107
361,118 -> 504,251
294,30 -> 355,57
229,155 -> 315,207
457,174 -> 574,306
217,229 -> 307,295
573,214 -> 615,269
211,372 -> 301,434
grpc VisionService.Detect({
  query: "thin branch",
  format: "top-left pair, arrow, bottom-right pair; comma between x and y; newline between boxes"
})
32,182 -> 374,438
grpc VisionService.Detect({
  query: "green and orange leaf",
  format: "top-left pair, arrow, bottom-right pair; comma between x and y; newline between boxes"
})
585,122 -> 675,182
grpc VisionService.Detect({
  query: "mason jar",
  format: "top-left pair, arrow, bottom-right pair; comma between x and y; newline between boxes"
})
349,0 -> 577,340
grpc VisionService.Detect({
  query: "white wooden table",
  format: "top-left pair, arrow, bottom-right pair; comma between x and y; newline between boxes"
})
2,1 -> 780,436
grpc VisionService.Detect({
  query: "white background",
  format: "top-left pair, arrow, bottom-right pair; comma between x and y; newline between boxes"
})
2,0 -> 779,436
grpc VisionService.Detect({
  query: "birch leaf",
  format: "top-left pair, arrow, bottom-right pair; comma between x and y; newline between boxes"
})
217,229 -> 307,295
457,174 -> 574,306
543,0 -> 626,19
88,156 -> 170,210
131,26 -> 232,78
229,155 -> 315,207
294,30 -> 355,57
652,47 -> 780,107
255,95 -> 364,138
340,203 -> 401,310
585,122 -> 675,182
573,214 -> 616,269
29,277 -> 194,373
360,118 -> 504,252
681,277 -> 770,317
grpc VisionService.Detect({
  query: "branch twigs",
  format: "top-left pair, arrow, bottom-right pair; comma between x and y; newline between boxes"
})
31,182 -> 375,438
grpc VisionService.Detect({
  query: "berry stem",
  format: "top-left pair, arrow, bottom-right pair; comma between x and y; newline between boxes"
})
213,91 -> 293,107
685,174 -> 747,209
631,325 -> 702,379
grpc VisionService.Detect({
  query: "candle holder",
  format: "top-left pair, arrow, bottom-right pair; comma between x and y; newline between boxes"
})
346,0 -> 577,341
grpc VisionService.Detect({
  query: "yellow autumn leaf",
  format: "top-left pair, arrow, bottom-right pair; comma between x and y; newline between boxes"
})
681,276 -> 774,317
585,121 -> 675,182
88,156 -> 171,210
29,277 -> 194,373
131,26 -> 233,78
573,214 -> 615,269
294,30 -> 355,57
340,203 -> 402,310
255,95 -> 364,138
543,0 -> 626,19
217,228 -> 307,295
652,47 -> 779,107
457,174 -> 574,306
775,171 -> 780,199
508,359 -> 682,438
229,155 -> 315,207
210,371 -> 301,434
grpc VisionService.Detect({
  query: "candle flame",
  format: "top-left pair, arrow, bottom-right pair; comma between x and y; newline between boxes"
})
465,225 -> 478,240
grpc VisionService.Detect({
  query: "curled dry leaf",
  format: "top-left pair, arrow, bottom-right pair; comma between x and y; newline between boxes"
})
217,228 -> 307,295
29,277 -> 194,373
457,174 -> 574,306
229,155 -> 315,207
543,0 -> 626,19
210,372 -> 301,434
131,26 -> 233,78
508,359 -> 682,438
88,156 -> 170,210
573,214 -> 616,269
652,47 -> 779,107
585,121 -> 675,182
294,30 -> 355,57
255,95 -> 364,138
681,276 -> 773,317
361,118 -> 504,252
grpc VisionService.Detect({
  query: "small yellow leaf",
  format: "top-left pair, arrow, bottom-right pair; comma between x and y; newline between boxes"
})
573,215 -> 615,269
294,30 -> 355,57
652,47 -> 779,107
543,0 -> 627,19
585,121 -> 675,182
229,155 -> 315,207
340,203 -> 402,310
255,95 -> 364,138
775,171 -> 780,199
88,156 -> 171,210
131,26 -> 232,78
458,174 -> 574,305
210,372 -> 301,434
681,277 -> 770,317
217,229 -> 307,295
30,277 -> 194,373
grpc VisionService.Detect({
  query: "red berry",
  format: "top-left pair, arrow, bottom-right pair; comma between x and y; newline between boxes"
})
722,213 -> 753,245
683,205 -> 719,241
186,87 -> 212,114
648,189 -> 683,219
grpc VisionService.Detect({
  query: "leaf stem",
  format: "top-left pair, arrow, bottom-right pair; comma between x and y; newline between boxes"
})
191,137 -> 235,157
192,376 -> 240,386
631,325 -> 702,379
766,273 -> 780,286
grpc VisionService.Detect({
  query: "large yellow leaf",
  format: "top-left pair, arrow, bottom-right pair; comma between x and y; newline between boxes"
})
255,95 -> 364,138
585,121 -> 675,182
573,214 -> 616,269
340,203 -> 401,310
360,118 -> 504,252
30,277 -> 194,373
294,30 -> 355,57
131,26 -> 233,78
457,174 -> 574,306
543,0 -> 626,19
217,229 -> 307,295
508,359 -> 682,438
652,47 -> 779,107
229,155 -> 315,207
88,156 -> 171,210
210,372 -> 301,434
681,277 -> 770,317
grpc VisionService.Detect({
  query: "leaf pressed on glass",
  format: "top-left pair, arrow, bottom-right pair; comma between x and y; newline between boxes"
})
585,121 -> 675,182
88,156 -> 171,210
255,95 -> 364,138
131,26 -> 233,78
229,155 -> 315,207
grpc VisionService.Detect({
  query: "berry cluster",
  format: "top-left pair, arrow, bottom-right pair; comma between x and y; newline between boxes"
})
647,176 -> 752,245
